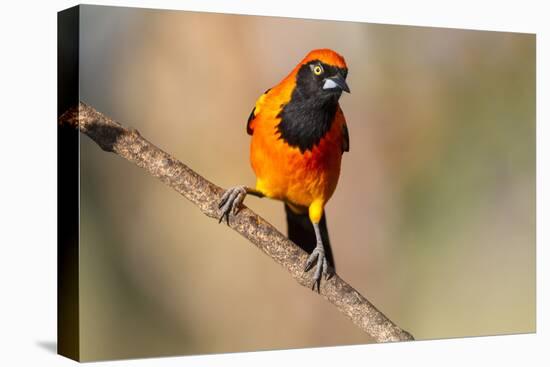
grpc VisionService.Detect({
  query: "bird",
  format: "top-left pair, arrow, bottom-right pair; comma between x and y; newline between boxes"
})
218,48 -> 350,290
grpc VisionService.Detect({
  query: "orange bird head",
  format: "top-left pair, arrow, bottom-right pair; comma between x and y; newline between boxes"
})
285,48 -> 350,100
300,48 -> 348,70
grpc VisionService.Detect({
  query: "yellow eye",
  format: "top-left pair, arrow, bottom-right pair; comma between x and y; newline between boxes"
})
313,64 -> 323,75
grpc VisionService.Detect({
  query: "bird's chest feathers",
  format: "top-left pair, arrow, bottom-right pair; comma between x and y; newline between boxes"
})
276,94 -> 339,153
253,99 -> 342,206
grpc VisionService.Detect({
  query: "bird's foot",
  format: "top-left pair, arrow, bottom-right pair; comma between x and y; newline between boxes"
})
304,244 -> 330,292
218,186 -> 247,225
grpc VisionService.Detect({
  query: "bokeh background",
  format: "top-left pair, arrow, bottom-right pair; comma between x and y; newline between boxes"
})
78,5 -> 535,361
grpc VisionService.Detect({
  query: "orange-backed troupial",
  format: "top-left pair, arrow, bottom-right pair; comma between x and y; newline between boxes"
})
219,49 -> 350,290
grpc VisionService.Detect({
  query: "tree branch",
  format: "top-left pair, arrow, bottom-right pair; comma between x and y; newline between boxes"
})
59,102 -> 414,343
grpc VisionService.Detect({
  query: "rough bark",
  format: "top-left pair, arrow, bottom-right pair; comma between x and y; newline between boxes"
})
59,102 -> 414,343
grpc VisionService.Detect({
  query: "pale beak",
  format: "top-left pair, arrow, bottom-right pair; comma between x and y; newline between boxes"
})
322,74 -> 350,93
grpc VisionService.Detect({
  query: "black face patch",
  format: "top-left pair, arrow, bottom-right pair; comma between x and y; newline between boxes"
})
276,60 -> 348,153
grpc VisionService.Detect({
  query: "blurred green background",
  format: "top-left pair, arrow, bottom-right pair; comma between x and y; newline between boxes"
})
77,5 -> 535,361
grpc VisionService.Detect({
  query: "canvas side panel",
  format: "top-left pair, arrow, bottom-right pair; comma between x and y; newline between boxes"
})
57,5 -> 80,362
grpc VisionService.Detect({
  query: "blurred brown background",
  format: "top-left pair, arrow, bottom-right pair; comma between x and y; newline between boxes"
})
77,5 -> 535,361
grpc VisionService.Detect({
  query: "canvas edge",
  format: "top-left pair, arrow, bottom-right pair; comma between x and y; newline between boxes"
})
57,4 -> 80,362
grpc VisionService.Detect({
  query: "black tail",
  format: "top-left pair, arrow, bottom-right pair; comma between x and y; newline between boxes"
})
285,204 -> 336,270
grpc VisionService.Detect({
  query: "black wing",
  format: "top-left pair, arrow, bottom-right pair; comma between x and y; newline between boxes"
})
342,121 -> 350,153
246,107 -> 256,135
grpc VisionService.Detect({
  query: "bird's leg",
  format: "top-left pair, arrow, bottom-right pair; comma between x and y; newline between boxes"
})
304,222 -> 329,292
218,186 -> 264,224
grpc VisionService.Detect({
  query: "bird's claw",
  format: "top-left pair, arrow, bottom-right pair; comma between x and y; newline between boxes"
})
218,186 -> 247,225
304,245 -> 329,292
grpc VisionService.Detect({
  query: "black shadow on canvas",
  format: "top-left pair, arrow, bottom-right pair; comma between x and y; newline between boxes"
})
57,5 -> 80,362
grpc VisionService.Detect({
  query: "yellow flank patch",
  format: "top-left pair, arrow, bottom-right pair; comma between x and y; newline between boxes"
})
308,200 -> 325,224
255,179 -> 269,197
254,93 -> 268,116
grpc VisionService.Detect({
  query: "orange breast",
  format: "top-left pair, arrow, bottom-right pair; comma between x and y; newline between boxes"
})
250,104 -> 344,208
